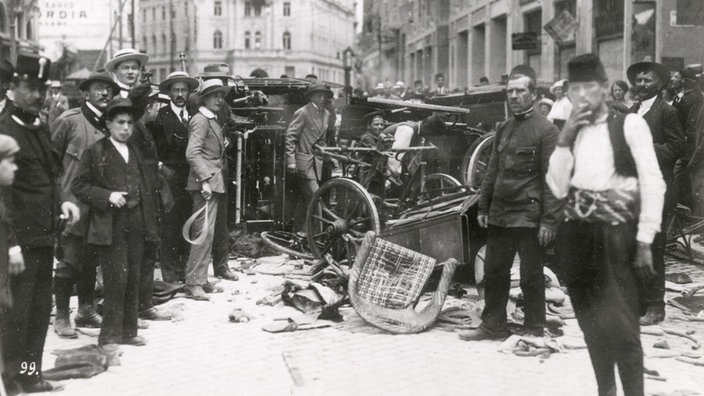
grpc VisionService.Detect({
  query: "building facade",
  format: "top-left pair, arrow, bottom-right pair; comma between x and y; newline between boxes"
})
359,0 -> 704,90
0,0 -> 41,61
140,0 -> 356,83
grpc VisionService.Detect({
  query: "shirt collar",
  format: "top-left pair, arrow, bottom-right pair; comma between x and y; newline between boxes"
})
85,101 -> 103,117
198,106 -> 216,119
114,79 -> 133,91
109,137 -> 128,149
514,107 -> 535,121
171,101 -> 187,117
640,95 -> 657,112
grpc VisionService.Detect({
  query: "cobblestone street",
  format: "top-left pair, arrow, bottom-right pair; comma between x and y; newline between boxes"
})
37,252 -> 704,396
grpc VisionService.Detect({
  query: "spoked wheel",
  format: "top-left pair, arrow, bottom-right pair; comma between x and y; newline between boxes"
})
306,178 -> 381,262
422,173 -> 467,200
460,133 -> 495,191
260,231 -> 315,260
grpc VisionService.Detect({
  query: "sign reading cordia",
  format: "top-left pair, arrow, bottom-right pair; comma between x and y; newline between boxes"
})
37,1 -> 93,26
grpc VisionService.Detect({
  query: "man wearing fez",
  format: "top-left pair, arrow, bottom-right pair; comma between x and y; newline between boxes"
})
51,69 -> 120,338
148,71 -> 200,285
547,53 -> 665,396
627,58 -> 685,326
459,65 -> 559,341
0,55 -> 80,393
285,83 -> 333,234
105,48 -> 150,98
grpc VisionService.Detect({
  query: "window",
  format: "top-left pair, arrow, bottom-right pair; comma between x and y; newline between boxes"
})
244,31 -> 251,49
214,30 -> 223,49
162,33 -> 167,54
594,0 -> 624,39
282,31 -> 291,50
214,1 -> 222,16
283,2 -> 291,16
254,3 -> 262,16
185,2 -> 188,16
152,7 -> 156,20
152,35 -> 157,54
162,6 -> 166,20
25,20 -> 32,40
524,10 -> 542,55
244,1 -> 251,16
254,31 -> 261,49
143,35 -> 148,52
142,9 -> 146,24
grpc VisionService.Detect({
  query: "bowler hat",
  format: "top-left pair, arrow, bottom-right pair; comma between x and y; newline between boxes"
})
0,135 -> 20,160
78,69 -> 120,93
104,98 -> 137,119
199,78 -> 231,98
0,60 -> 14,81
14,55 -> 51,83
568,53 -> 608,83
159,71 -> 199,92
627,57 -> 670,86
105,48 -> 149,71
304,83 -> 333,100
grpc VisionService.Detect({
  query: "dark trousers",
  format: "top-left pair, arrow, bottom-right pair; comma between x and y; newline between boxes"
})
212,189 -> 229,275
0,246 -> 53,386
159,191 -> 192,283
558,220 -> 643,396
55,233 -> 98,306
139,241 -> 157,312
288,176 -> 318,233
98,207 -> 144,345
480,226 -> 545,332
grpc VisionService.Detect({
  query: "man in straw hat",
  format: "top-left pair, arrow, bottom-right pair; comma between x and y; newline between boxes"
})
183,78 -> 236,301
105,48 -> 150,98
0,54 -> 80,393
627,57 -> 685,326
285,83 -> 333,234
50,69 -> 120,339
72,98 -> 159,348
459,64 -> 560,341
547,53 -> 665,396
148,71 -> 203,287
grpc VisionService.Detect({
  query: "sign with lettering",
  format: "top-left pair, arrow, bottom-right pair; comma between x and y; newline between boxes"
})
543,10 -> 578,45
512,32 -> 539,50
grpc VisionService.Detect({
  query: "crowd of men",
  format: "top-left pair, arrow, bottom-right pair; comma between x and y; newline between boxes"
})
0,43 -> 703,395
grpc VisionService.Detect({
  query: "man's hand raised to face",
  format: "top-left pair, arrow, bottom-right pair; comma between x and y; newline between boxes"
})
558,103 -> 593,147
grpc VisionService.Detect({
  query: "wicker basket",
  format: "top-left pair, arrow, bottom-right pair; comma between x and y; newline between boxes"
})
348,231 -> 458,334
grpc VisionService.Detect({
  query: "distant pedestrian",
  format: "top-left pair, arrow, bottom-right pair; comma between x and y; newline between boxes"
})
430,73 -> 448,96
609,80 -> 633,114
547,53 -> 665,396
407,80 -> 427,103
537,98 -> 554,117
547,79 -> 572,129
41,80 -> 68,128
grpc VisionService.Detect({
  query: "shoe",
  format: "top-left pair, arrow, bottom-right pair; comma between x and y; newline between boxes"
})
54,312 -> 77,339
202,281 -> 224,294
138,318 -> 150,329
184,285 -> 210,301
640,308 -> 665,326
457,326 -> 509,341
215,268 -> 239,281
120,336 -> 147,346
74,304 -> 103,328
139,307 -> 172,321
100,343 -> 122,352
21,379 -> 64,393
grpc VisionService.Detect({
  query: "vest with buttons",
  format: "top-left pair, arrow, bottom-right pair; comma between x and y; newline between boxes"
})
105,145 -> 141,208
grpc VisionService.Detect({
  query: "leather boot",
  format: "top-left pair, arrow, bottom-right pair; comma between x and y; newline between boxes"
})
75,303 -> 103,328
53,277 -> 77,339
214,267 -> 239,281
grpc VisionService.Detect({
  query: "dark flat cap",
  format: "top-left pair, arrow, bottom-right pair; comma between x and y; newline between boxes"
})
79,69 -> 120,93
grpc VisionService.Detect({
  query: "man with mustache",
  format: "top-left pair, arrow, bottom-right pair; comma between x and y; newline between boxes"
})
459,65 -> 560,341
627,59 -> 685,326
51,70 -> 120,338
105,48 -> 149,99
0,55 -> 80,393
148,71 -> 201,286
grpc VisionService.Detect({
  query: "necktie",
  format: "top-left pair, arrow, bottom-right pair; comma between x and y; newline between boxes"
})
179,109 -> 187,125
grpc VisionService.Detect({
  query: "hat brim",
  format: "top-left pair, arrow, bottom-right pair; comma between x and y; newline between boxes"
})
305,88 -> 333,99
198,71 -> 234,80
200,85 -> 232,98
79,76 -> 120,93
159,76 -> 200,93
627,62 -> 670,86
105,53 -> 149,71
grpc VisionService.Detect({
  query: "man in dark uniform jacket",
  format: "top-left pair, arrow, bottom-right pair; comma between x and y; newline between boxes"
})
460,65 -> 560,340
148,71 -> 200,285
627,59 -> 685,325
0,56 -> 80,393
51,69 -> 119,338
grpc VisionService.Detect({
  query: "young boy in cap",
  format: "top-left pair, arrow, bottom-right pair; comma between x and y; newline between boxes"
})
51,69 -> 120,338
547,53 -> 665,396
72,98 -> 159,348
0,55 -> 80,393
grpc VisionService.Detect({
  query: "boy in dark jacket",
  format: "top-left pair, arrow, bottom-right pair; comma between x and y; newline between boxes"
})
72,98 -> 159,348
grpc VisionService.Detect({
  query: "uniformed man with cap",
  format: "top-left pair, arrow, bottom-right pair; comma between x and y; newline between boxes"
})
285,83 -> 333,234
51,69 -> 120,338
105,48 -> 150,98
0,55 -> 80,393
148,71 -> 201,286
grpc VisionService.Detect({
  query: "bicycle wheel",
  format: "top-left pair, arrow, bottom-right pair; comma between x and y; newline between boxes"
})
260,231 -> 315,260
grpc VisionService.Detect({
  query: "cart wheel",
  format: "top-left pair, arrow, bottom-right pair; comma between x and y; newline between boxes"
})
260,231 -> 315,260
306,178 -> 381,262
423,173 -> 467,199
460,133 -> 495,190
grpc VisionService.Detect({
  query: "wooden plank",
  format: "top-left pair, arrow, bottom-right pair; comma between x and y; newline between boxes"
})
367,97 -> 470,114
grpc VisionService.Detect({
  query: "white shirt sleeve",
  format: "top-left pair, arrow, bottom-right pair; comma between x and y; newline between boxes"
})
545,146 -> 574,199
623,114 -> 666,244
388,125 -> 415,175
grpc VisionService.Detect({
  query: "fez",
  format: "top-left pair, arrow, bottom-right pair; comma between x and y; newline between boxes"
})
568,53 -> 608,83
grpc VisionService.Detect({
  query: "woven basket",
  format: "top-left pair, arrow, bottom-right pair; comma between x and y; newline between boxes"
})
348,232 -> 458,334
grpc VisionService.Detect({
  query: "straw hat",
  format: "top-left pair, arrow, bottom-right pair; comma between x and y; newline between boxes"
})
159,71 -> 199,92
105,48 -> 149,71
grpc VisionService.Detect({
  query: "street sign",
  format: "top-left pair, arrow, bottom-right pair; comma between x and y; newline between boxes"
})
511,32 -> 539,50
544,10 -> 578,45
